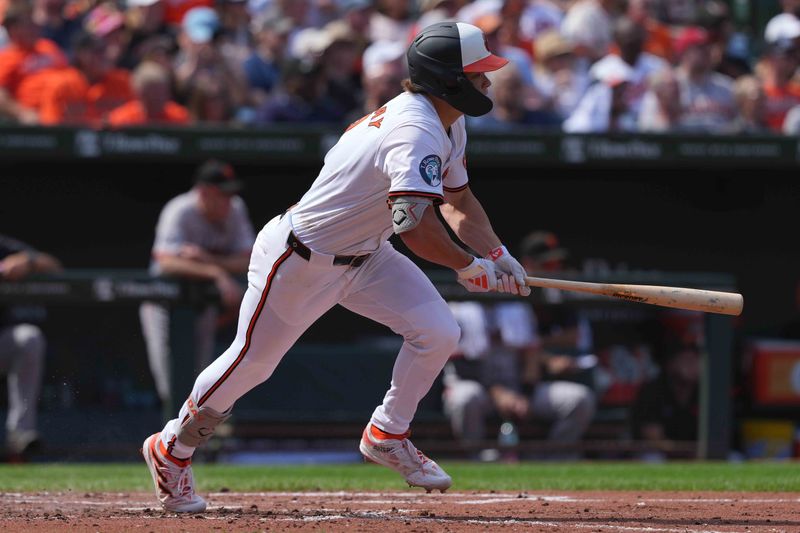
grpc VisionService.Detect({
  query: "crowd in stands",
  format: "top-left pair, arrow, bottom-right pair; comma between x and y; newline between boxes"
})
1,0 -> 800,134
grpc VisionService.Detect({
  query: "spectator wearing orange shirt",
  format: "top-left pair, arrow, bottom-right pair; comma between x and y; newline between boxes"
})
0,4 -> 68,123
626,0 -> 673,62
108,60 -> 190,126
39,32 -> 134,126
759,38 -> 800,132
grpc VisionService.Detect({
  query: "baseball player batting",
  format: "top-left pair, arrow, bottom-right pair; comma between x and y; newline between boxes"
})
142,21 -> 530,513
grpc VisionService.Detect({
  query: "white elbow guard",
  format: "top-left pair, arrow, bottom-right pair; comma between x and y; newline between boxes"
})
391,195 -> 433,234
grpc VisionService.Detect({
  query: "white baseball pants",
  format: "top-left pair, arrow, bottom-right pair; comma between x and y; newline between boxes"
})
160,213 -> 460,454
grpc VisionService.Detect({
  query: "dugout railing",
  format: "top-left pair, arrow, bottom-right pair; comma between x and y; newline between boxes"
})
0,268 -> 737,460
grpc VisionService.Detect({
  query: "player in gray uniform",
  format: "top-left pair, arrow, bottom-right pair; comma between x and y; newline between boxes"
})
142,22 -> 531,513
0,234 -> 61,458
139,160 -> 255,409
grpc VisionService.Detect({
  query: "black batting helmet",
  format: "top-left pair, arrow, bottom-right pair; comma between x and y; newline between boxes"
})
407,22 -> 509,117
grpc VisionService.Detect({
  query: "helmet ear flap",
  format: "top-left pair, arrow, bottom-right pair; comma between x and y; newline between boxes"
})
442,75 -> 462,95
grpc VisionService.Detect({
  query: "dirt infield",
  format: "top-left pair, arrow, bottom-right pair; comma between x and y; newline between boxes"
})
0,490 -> 797,532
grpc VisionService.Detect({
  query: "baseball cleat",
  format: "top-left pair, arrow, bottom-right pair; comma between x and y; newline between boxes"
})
359,423 -> 452,493
141,432 -> 207,513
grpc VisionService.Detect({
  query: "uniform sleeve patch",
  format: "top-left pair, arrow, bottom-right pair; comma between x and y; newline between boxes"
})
419,154 -> 442,187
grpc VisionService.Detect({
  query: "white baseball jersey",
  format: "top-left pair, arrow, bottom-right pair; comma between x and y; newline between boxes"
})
153,20 -> 510,495
158,91 -> 473,457
290,91 -> 469,256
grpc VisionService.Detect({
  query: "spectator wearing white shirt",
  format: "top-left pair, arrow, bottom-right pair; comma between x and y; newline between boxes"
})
563,54 -> 637,133
782,102 -> 800,134
594,16 -> 667,117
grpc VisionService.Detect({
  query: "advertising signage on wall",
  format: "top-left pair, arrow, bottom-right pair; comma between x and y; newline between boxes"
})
0,126 -> 797,167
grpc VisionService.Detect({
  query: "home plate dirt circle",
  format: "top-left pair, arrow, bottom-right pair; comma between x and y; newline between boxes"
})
0,490 -> 797,532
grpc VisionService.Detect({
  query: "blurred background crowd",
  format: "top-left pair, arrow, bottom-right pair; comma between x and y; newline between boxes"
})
1,0 -> 800,134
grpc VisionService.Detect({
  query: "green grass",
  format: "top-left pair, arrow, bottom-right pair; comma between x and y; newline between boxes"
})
0,462 -> 798,493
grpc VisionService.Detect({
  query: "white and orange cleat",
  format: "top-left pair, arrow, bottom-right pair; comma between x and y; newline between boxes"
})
141,432 -> 207,513
359,423 -> 452,493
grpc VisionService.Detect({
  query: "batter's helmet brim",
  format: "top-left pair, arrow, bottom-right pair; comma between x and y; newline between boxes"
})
463,53 -> 508,73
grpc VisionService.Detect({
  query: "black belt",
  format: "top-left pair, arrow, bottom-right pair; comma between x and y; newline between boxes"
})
287,232 -> 370,267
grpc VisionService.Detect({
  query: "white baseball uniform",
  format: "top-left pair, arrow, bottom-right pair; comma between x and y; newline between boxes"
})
159,91 -> 473,456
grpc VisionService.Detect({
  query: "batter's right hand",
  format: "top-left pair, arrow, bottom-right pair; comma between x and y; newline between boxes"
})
456,257 -> 497,293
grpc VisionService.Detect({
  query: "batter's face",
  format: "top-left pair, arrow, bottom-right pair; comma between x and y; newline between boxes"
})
466,72 -> 491,95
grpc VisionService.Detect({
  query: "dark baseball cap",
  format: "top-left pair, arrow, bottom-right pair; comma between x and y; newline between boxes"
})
194,159 -> 243,193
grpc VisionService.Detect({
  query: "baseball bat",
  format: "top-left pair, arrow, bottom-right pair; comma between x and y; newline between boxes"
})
524,276 -> 743,316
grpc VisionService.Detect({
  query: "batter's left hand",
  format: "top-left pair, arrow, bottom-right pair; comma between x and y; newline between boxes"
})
487,245 -> 531,296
